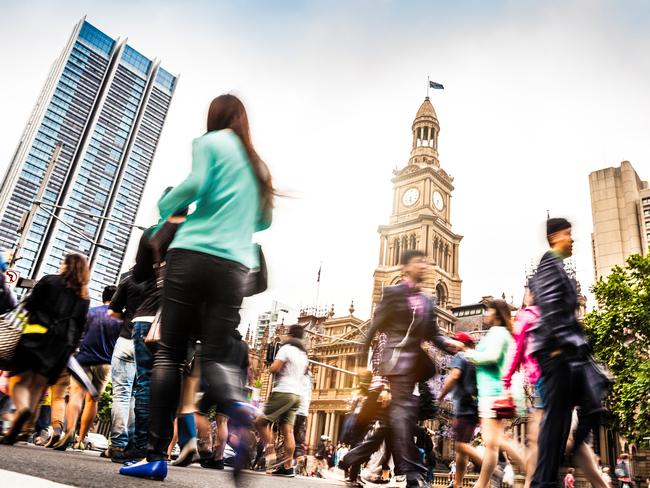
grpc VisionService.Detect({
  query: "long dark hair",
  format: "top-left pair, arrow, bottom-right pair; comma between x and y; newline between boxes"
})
488,299 -> 513,335
60,253 -> 90,300
206,94 -> 274,214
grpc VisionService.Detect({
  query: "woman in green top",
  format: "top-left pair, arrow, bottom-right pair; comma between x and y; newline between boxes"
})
121,94 -> 273,482
465,299 -> 526,488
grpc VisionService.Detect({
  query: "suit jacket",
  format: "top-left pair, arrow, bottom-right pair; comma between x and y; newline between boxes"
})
529,250 -> 588,356
365,283 -> 454,381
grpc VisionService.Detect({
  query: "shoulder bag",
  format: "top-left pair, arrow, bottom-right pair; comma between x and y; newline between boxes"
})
0,303 -> 27,369
245,244 -> 267,297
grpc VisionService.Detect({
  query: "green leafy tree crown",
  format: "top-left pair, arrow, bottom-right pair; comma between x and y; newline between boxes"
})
584,254 -> 650,445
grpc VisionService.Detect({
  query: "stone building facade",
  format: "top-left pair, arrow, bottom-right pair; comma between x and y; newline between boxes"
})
589,160 -> 649,281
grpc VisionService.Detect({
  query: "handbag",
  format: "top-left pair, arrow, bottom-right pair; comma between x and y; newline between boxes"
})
571,355 -> 613,415
244,244 -> 267,297
492,397 -> 516,419
144,252 -> 166,345
0,304 -> 26,369
144,308 -> 162,345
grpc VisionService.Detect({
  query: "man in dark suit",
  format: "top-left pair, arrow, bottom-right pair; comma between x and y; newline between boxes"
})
364,250 -> 461,488
529,218 -> 589,488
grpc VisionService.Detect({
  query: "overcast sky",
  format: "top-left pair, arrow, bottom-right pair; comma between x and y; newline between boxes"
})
2,0 -> 650,332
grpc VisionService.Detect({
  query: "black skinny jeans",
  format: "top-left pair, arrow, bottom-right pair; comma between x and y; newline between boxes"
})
147,249 -> 248,460
532,352 -> 573,488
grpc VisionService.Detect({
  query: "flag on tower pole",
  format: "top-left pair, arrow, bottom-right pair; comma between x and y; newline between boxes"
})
317,263 -> 321,282
427,76 -> 444,97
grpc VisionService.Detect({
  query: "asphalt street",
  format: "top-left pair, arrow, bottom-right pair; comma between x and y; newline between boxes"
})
0,444 -> 346,488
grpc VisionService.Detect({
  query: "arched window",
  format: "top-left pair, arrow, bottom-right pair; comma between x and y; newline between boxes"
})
436,283 -> 447,309
410,234 -> 417,250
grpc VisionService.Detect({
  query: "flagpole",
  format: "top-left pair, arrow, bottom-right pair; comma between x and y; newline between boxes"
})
427,75 -> 430,98
315,261 -> 322,309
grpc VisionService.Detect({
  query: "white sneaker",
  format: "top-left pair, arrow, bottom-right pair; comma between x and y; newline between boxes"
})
33,427 -> 53,446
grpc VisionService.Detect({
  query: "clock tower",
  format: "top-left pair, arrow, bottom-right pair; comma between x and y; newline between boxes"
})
372,97 -> 462,312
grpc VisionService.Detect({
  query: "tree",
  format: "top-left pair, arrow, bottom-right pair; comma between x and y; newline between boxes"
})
584,254 -> 650,445
97,381 -> 112,423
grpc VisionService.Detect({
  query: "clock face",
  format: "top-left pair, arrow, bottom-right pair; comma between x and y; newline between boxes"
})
402,188 -> 420,207
433,191 -> 444,211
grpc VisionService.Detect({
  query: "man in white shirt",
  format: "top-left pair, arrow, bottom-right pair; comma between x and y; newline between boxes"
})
256,324 -> 308,478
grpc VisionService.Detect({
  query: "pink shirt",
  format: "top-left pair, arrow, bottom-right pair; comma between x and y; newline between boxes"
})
403,280 -> 424,314
564,473 -> 575,488
502,306 -> 541,389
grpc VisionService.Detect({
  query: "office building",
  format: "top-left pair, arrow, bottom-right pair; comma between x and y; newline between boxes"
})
589,161 -> 649,280
0,18 -> 177,301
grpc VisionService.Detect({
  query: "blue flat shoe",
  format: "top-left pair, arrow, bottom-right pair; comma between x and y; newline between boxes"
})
119,459 -> 167,481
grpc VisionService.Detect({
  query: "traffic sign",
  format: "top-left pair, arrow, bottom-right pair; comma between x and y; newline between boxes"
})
5,269 -> 20,287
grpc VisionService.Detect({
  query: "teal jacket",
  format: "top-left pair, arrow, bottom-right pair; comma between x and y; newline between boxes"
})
158,129 -> 271,269
466,325 -> 513,399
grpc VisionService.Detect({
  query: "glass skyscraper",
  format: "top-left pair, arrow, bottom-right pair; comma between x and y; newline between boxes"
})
0,18 -> 177,302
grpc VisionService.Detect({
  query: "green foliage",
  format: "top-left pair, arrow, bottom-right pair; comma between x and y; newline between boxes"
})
97,381 -> 112,422
584,254 -> 650,445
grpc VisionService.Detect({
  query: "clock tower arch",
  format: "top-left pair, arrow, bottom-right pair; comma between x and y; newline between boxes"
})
372,97 -> 462,313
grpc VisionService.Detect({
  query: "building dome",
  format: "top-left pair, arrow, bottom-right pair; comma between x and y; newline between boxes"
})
415,96 -> 437,120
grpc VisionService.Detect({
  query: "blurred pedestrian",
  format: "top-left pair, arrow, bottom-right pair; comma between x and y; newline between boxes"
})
53,285 -> 119,450
437,332 -> 482,488
615,453 -> 633,488
120,94 -> 273,482
528,218 -> 593,488
503,286 -> 541,488
255,324 -> 308,477
564,468 -> 576,488
363,250 -> 462,488
339,334 -> 391,486
602,467 -> 613,488
199,328 -> 250,469
2,253 -> 90,445
129,201 -> 188,461
464,299 -> 526,488
106,275 -> 144,461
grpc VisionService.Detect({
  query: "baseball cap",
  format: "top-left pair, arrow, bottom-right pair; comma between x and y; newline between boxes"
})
454,332 -> 475,346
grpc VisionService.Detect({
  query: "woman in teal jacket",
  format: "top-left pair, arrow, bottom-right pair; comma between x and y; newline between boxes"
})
464,299 -> 526,488
121,94 -> 273,481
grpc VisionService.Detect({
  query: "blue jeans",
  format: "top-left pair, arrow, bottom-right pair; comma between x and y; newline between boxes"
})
132,321 -> 153,450
110,336 -> 136,449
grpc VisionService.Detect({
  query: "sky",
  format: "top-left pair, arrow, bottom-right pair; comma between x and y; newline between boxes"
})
1,0 -> 650,334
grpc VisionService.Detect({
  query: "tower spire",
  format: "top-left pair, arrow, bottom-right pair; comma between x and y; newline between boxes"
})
409,97 -> 440,166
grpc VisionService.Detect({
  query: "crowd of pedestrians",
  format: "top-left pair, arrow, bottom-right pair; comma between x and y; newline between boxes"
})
0,92 -> 639,488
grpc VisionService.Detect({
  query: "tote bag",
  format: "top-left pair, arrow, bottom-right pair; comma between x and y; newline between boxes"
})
0,305 -> 26,369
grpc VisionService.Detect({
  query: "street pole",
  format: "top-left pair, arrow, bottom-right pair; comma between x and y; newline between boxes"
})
308,359 -> 357,377
35,201 -> 147,231
10,142 -> 62,269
